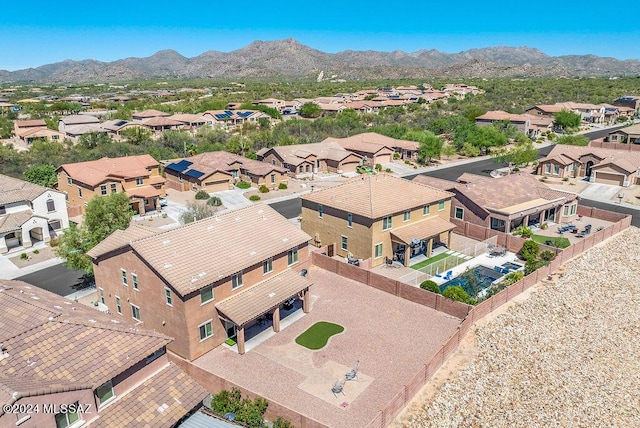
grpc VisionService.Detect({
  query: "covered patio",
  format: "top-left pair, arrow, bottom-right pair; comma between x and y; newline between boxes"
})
489,197 -> 566,233
215,269 -> 313,354
390,216 -> 456,266
126,186 -> 162,215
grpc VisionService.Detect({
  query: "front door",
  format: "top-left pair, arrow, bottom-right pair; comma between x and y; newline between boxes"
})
546,207 -> 556,223
225,320 -> 237,339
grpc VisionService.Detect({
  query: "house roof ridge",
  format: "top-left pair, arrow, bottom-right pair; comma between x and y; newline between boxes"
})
51,319 -> 173,341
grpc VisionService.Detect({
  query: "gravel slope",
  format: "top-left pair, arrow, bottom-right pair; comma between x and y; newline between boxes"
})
407,226 -> 640,428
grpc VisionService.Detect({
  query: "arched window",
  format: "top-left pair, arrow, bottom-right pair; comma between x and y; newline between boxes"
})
46,199 -> 55,212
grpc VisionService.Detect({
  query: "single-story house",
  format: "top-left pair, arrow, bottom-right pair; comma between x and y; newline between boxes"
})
321,132 -> 398,165
256,141 -> 362,176
608,124 -> 640,145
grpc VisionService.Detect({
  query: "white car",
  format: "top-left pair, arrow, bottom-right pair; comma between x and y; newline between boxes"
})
159,198 -> 168,207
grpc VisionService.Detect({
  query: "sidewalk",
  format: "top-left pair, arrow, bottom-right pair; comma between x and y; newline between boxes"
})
0,255 -> 65,280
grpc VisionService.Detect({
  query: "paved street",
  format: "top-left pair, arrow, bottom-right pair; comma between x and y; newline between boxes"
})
582,124 -> 627,141
15,264 -> 92,297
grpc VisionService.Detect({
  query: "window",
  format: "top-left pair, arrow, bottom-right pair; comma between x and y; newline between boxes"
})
165,288 -> 172,306
554,165 -> 560,175
99,288 -> 105,304
454,207 -> 464,220
115,296 -> 122,314
199,320 -> 213,341
200,287 -> 214,304
288,248 -> 299,265
563,205 -> 569,216
382,216 -> 392,230
54,404 -> 79,428
272,159 -> 276,165
347,212 -> 353,227
96,380 -> 115,405
423,205 -> 430,216
491,218 -> 505,232
545,164 -> 551,174
341,236 -> 348,250
121,269 -> 127,286
66,176 -> 72,185
231,272 -> 243,289
318,204 -> 323,218
100,185 -> 107,195
136,177 -> 144,186
131,304 -> 141,321
132,273 -> 138,291
232,170 -> 239,179
403,210 -> 411,222
263,258 -> 273,275
46,199 -> 56,212
0,205 -> 5,215
78,187 -> 82,198
110,183 -> 117,193
270,174 -> 275,184
571,204 -> 577,215
438,200 -> 445,211
374,243 -> 383,258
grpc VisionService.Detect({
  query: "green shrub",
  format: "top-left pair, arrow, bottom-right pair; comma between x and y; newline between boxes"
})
236,181 -> 251,189
519,240 -> 539,262
501,271 -> 523,286
393,152 -> 400,159
512,167 -> 520,172
49,237 -> 59,247
442,286 -> 476,305
385,168 -> 392,173
375,163 -> 382,171
210,388 -> 268,428
273,417 -> 294,428
33,249 -> 39,254
161,213 -> 168,218
562,177 -> 569,182
195,190 -> 210,200
207,196 -> 222,206
249,195 -> 261,201
513,226 -> 533,238
278,182 -> 288,190
540,249 -> 556,261
20,253 -> 28,260
404,160 -> 411,164
420,280 -> 440,294
258,185 -> 269,193
525,259 -> 549,275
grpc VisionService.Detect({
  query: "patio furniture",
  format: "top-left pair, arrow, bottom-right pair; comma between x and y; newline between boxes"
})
443,270 -> 453,281
385,256 -> 394,267
345,360 -> 360,381
577,224 -> 592,238
300,269 -> 308,277
332,377 -> 346,397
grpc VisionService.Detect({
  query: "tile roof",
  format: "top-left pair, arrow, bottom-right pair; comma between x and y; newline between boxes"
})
59,114 -> 101,125
169,113 -> 207,124
216,269 -> 313,326
91,362 -> 206,428
125,186 -> 162,199
95,204 -> 311,296
540,144 -> 640,173
259,141 -> 357,166
301,174 -> 453,219
411,175 -> 457,191
14,119 -> 46,128
63,124 -> 106,135
0,211 -> 39,233
87,224 -> 157,259
0,280 -> 171,400
0,174 -> 51,205
142,117 -> 184,127
613,123 -> 640,135
58,155 -> 159,187
132,109 -> 171,119
476,110 -> 529,123
167,152 -> 286,180
390,216 -> 457,244
322,132 -> 400,154
15,127 -> 64,138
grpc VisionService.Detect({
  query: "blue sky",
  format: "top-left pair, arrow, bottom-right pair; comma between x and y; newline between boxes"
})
1,0 -> 638,70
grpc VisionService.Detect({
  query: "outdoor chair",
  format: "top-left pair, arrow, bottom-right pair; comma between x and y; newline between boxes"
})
385,256 -> 394,267
332,377 -> 346,397
345,360 -> 360,381
443,270 -> 453,281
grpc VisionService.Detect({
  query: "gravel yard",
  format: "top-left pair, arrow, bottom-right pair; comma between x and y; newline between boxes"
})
403,226 -> 640,428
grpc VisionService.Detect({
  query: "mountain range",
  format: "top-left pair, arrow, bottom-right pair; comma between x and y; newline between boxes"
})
1,38 -> 639,83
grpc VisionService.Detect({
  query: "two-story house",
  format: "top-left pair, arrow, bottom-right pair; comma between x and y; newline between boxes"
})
0,175 -> 69,254
88,204 -> 313,358
321,133 -> 397,165
0,280 -> 206,428
300,174 -> 456,267
55,155 -> 166,217
12,119 -> 65,146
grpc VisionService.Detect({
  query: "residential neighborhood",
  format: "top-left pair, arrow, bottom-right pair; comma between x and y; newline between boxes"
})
1,77 -> 639,428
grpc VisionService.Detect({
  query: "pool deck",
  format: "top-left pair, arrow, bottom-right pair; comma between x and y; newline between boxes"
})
429,251 -> 519,287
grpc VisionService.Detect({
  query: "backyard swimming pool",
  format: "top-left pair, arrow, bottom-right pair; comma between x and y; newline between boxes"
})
440,265 -> 503,297
501,261 -> 524,271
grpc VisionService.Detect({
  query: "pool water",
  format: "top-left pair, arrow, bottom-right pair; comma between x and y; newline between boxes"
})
502,262 -> 523,271
440,265 -> 503,297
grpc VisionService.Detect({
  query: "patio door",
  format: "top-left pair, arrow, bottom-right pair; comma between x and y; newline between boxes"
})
225,320 -> 237,339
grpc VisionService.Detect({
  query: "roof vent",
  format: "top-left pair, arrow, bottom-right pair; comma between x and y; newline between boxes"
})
163,262 -> 172,269
235,216 -> 241,221
162,239 -> 171,245
282,237 -> 289,242
268,292 -> 276,298
31,296 -> 40,300
110,319 -> 120,323
207,225 -> 214,231
157,403 -> 169,414
88,319 -> 97,323
198,272 -> 207,278
249,251 -> 257,257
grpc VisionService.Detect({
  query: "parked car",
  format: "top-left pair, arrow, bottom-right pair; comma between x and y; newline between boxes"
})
356,165 -> 375,174
159,197 -> 168,207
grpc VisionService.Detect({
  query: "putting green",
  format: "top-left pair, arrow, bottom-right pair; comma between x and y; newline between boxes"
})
295,321 -> 344,350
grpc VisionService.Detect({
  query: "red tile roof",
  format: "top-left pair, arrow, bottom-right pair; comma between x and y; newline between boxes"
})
58,155 -> 159,187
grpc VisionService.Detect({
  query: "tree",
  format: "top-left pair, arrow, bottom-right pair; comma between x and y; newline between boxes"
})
78,132 -> 112,149
54,223 -> 94,273
298,102 -> 322,118
466,125 -> 508,152
24,164 -> 57,187
492,137 -> 537,166
556,134 -> 589,146
84,192 -> 135,246
121,127 -> 153,146
403,130 -> 443,164
420,280 -> 440,294
441,144 -> 457,159
518,240 -> 540,262
554,110 -> 581,132
442,286 -> 475,305
181,201 -> 219,224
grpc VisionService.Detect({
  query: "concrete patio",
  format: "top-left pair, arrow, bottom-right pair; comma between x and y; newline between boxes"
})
191,266 -> 462,428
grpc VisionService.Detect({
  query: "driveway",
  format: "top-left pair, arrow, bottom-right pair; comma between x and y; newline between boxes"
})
212,189 -> 252,210
579,182 -> 624,202
160,199 -> 189,223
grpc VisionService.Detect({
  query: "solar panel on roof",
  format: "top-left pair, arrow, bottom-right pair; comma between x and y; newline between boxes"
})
165,159 -> 193,173
185,169 -> 205,179
237,111 -> 252,118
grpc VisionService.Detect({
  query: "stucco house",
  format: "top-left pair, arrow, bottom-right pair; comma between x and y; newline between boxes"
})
608,123 -> 640,145
88,204 -> 312,358
0,175 -> 69,254
413,173 -> 580,233
536,144 -> 640,187
256,141 -> 362,176
12,119 -> 65,146
320,132 -> 398,165
163,151 -> 288,192
300,174 -> 456,267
